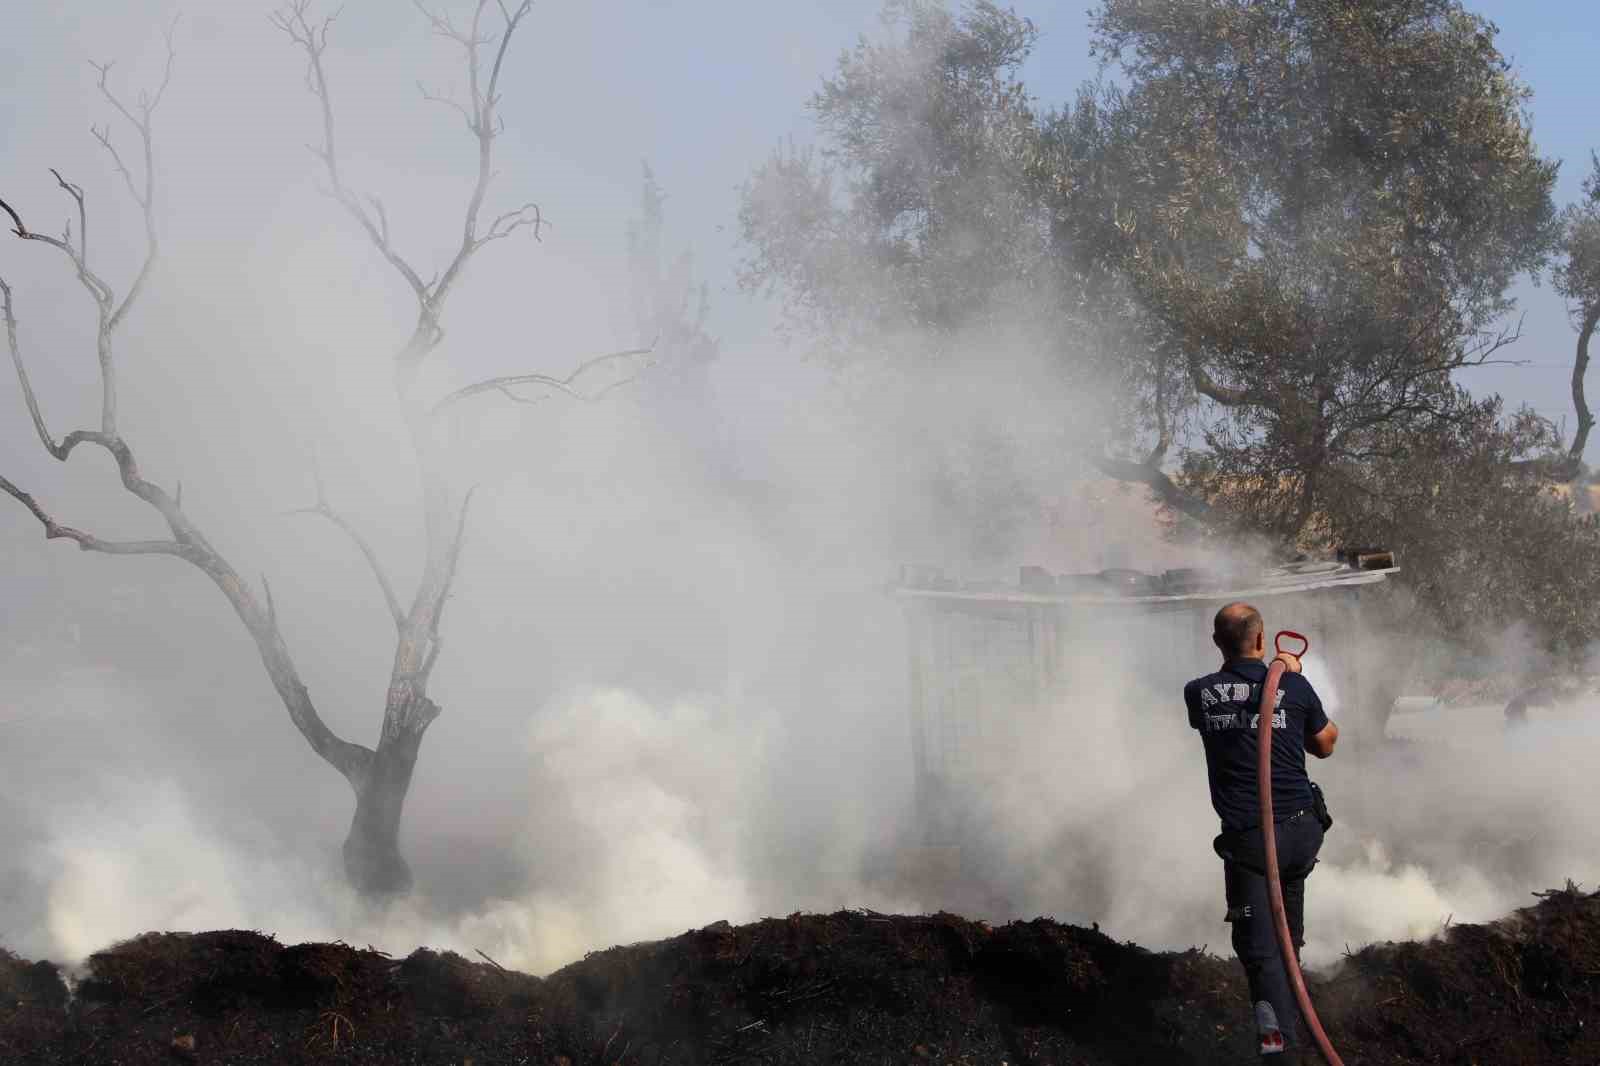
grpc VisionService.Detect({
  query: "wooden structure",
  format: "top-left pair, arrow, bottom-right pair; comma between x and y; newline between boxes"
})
894,556 -> 1398,844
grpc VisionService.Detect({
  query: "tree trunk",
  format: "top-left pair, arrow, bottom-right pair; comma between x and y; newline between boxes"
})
342,692 -> 438,895
1568,306 -> 1599,472
342,747 -> 417,894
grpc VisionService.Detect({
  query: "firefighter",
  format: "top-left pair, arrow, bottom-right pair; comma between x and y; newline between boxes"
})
1184,602 -> 1339,1061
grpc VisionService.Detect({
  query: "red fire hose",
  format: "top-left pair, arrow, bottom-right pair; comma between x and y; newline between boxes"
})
1259,630 -> 1343,1064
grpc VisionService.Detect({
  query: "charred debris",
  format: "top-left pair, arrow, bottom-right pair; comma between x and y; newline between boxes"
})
3,883 -> 1596,1065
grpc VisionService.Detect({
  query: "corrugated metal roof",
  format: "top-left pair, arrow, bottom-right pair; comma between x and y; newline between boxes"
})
892,562 -> 1398,607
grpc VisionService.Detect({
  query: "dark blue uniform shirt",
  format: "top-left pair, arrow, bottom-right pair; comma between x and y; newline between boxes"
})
1184,658 -> 1329,833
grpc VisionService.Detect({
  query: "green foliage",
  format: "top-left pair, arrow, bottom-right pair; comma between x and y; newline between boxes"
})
1316,398 -> 1600,657
738,1 -> 1073,565
628,163 -> 718,373
739,1 -> 1057,361
1089,1 -> 1597,654
623,164 -> 730,482
742,0 -> 1600,654
1087,0 -> 1560,519
1557,155 -> 1600,320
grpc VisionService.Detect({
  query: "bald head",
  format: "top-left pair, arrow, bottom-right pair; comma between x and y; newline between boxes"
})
1213,601 -> 1264,660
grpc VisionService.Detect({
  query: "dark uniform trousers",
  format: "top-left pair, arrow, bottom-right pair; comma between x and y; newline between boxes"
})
1214,812 -> 1325,1055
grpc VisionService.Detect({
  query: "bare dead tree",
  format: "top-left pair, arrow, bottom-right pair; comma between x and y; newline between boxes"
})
2,4 -> 652,894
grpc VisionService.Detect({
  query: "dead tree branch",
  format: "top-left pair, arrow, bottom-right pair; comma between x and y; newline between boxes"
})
430,345 -> 655,416
2,192 -> 126,453
1,276 -> 69,460
274,0 -> 538,389
0,32 -> 375,796
483,200 -> 545,243
271,2 -> 433,310
1,194 -> 115,310
0,195 -> 24,237
90,15 -> 176,334
418,485 -> 476,685
402,0 -> 537,375
263,573 -> 279,629
49,168 -> 87,261
417,79 -> 475,131
90,125 -> 138,206
287,460 -> 406,630
0,474 -> 190,557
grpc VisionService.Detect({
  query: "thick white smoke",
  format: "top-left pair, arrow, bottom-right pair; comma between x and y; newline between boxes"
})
1,2 -> 1595,982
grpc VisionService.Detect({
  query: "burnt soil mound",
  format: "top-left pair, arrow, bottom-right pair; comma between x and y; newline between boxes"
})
2,886 -> 1597,1064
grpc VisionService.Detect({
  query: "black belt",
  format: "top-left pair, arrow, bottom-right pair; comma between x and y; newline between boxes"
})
1225,808 -> 1310,834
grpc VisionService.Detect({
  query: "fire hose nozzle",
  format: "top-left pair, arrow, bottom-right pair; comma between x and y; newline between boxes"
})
1275,630 -> 1309,658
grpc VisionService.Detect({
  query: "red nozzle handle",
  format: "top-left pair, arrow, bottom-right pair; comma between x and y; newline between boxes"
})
1275,630 -> 1309,658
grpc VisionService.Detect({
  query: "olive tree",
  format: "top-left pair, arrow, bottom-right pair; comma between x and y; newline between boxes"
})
743,0 -> 1600,653
738,2 -> 1123,561
1083,0 -> 1560,533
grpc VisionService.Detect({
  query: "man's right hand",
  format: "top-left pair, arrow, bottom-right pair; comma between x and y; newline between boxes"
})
1273,652 -> 1303,674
